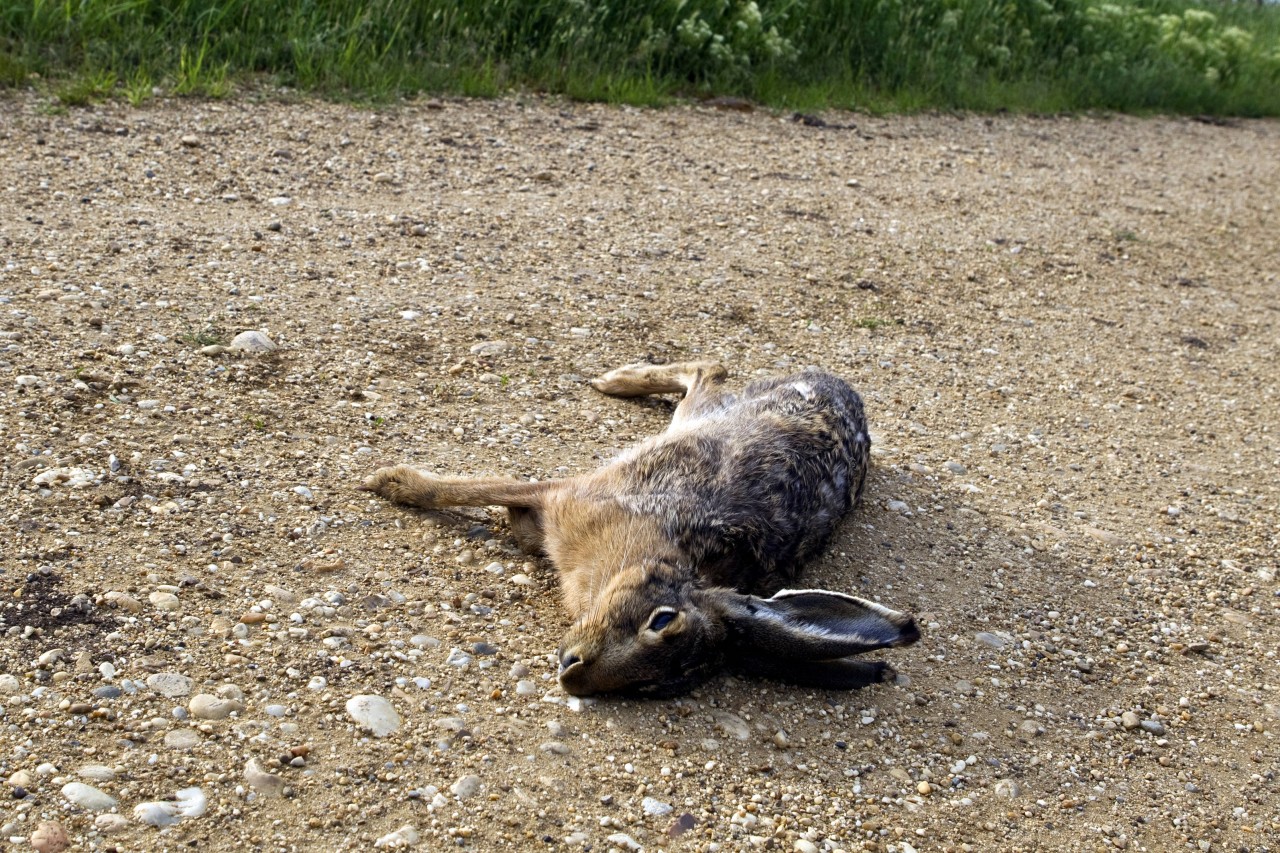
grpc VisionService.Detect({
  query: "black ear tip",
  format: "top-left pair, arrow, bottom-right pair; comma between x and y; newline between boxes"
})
896,615 -> 922,647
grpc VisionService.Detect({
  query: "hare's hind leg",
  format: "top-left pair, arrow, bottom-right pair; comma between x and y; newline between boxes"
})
361,464 -> 554,510
591,361 -> 727,424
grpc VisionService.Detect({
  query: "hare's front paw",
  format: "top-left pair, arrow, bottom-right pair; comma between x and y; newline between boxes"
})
590,363 -> 659,396
359,464 -> 441,508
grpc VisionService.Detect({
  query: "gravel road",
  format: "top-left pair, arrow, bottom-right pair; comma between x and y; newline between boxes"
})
1,95 -> 1277,852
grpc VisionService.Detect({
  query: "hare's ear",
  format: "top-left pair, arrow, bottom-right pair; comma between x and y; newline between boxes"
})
707,588 -> 919,689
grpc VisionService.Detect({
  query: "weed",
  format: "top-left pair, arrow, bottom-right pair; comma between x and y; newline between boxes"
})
854,317 -> 903,330
179,326 -> 227,347
1,0 -> 1277,114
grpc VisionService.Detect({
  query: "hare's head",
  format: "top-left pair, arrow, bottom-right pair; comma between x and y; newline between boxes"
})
557,562 -> 919,697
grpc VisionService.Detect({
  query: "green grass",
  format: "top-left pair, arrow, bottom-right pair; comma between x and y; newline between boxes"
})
1,0 -> 1278,114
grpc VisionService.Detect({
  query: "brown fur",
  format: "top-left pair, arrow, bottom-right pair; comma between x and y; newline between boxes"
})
362,362 -> 919,697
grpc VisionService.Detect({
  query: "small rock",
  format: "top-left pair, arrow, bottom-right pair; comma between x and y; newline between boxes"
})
451,774 -> 482,800
164,729 -> 201,750
244,759 -> 286,797
445,648 -> 473,668
33,467 -> 98,488
607,833 -> 642,852
917,781 -> 933,796
133,787 -> 206,826
711,710 -> 750,740
146,672 -> 193,697
0,674 -> 20,694
374,825 -> 421,848
149,591 -> 180,612
200,344 -> 227,356
30,821 -> 70,853
346,694 -> 401,737
668,813 -> 697,838
1140,719 -> 1167,736
642,796 -> 673,817
188,694 -> 245,720
76,765 -> 116,782
515,680 -> 538,696
540,741 -> 571,755
228,330 -> 277,352
886,499 -> 910,514
469,340 -> 510,357
1121,711 -> 1141,730
61,781 -> 118,811
976,631 -> 1009,649
994,778 -> 1022,799
179,134 -> 201,147
794,841 -> 819,853
94,814 -> 130,834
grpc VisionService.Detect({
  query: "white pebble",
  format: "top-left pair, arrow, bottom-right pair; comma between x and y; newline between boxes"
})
346,694 -> 401,737
61,781 -> 118,811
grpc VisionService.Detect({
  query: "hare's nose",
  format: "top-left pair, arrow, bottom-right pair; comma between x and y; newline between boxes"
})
559,651 -> 583,672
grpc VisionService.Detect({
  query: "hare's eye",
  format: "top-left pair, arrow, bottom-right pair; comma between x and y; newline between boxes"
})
647,610 -> 677,632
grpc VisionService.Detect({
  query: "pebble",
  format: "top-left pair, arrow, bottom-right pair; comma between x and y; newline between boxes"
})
33,467 -> 98,488
164,729 -> 201,750
1121,711 -> 1141,730
1140,719 -> 1167,735
607,833 -> 642,851
469,340 -> 510,356
994,778 -> 1022,799
445,648 -> 473,668
61,781 -> 118,810
540,741 -> 571,755
0,674 -> 20,694
712,710 -> 750,740
228,330 -> 277,352
94,814 -> 130,834
642,796 -> 673,817
133,787 -> 206,826
886,499 -> 910,513
451,774 -> 482,800
515,680 -> 538,696
146,672 -> 193,697
975,631 -> 1009,649
29,822 -> 70,853
149,591 -> 180,612
77,764 -> 116,782
346,694 -> 401,737
374,825 -> 421,848
795,841 -> 820,853
244,759 -> 286,797
188,694 -> 245,720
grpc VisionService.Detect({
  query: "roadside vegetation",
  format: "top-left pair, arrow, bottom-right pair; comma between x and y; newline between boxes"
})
2,0 -> 1278,114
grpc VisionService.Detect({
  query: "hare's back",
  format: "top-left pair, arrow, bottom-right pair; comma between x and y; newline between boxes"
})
615,371 -> 870,592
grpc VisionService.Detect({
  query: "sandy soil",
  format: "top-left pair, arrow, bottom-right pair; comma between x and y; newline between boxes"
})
0,95 -> 1277,853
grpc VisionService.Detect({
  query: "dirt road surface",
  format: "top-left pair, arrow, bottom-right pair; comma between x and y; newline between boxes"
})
1,95 -> 1277,852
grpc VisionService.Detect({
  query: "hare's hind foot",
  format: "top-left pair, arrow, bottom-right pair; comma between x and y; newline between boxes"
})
362,465 -> 554,510
591,361 -> 727,398
360,464 -> 443,509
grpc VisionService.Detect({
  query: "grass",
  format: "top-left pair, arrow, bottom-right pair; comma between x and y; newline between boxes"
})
1,0 -> 1278,114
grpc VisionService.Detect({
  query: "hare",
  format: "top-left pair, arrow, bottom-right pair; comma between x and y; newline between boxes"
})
361,361 -> 919,697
